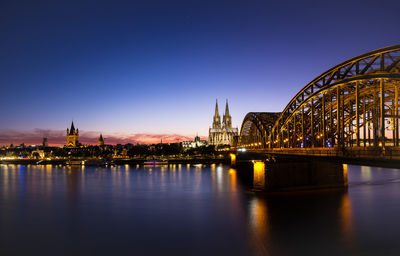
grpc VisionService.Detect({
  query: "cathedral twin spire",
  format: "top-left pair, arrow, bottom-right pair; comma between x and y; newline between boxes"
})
209,99 -> 238,146
213,99 -> 232,129
213,99 -> 221,129
223,99 -> 232,128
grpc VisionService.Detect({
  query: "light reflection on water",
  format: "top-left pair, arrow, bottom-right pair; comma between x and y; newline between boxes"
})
0,164 -> 400,255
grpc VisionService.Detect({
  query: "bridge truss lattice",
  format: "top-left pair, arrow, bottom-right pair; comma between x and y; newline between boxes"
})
238,45 -> 400,150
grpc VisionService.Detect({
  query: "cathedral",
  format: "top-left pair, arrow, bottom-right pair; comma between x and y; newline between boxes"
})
66,122 -> 79,147
209,99 -> 238,146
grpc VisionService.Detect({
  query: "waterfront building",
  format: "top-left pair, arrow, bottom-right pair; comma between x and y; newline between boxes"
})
31,149 -> 45,159
66,122 -> 79,147
181,135 -> 207,149
208,99 -> 238,146
98,134 -> 104,146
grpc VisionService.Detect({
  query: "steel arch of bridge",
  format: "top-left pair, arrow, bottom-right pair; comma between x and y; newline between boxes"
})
238,45 -> 400,151
239,112 -> 281,148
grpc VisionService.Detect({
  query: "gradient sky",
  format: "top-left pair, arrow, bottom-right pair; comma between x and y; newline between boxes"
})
1,0 -> 400,145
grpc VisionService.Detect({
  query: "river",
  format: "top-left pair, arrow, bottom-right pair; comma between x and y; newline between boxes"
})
0,164 -> 399,255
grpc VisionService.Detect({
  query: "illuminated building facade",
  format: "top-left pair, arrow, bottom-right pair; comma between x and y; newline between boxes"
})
181,135 -> 207,149
209,99 -> 238,146
66,122 -> 79,147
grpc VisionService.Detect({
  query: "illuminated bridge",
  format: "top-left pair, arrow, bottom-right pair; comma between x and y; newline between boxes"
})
236,45 -> 400,160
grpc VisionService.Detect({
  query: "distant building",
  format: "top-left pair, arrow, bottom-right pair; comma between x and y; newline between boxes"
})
42,137 -> 48,147
66,122 -> 79,147
98,134 -> 104,146
209,99 -> 238,146
31,149 -> 45,159
181,135 -> 207,149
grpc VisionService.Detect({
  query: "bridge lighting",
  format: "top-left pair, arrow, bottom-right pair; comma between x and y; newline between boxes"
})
237,45 -> 400,153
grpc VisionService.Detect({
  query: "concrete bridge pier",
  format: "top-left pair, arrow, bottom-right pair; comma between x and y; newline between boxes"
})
232,153 -> 348,191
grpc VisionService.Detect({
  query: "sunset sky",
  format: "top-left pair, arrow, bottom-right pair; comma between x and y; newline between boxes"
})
1,0 -> 400,145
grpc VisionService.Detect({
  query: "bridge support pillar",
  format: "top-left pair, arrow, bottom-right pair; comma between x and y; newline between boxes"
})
235,155 -> 348,192
263,161 -> 347,191
230,153 -> 237,167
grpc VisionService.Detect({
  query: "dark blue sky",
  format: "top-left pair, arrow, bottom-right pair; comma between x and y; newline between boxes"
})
1,0 -> 400,143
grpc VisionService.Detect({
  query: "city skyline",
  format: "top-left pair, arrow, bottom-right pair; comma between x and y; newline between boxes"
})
0,98 -> 231,146
0,125 -> 209,146
2,1 -> 400,255
2,0 -> 400,145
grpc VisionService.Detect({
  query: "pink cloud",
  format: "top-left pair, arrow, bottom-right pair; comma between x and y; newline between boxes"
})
0,129 -> 208,146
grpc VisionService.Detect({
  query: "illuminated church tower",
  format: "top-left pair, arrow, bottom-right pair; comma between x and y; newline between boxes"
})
98,134 -> 104,146
66,122 -> 79,147
222,99 -> 232,129
212,99 -> 221,129
209,99 -> 238,146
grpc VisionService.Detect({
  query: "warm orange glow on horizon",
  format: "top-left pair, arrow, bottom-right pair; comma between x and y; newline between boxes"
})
0,130 -> 208,147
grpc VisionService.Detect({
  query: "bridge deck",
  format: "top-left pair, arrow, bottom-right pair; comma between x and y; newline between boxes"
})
245,147 -> 400,161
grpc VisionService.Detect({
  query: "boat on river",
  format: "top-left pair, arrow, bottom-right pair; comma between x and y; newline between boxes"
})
143,160 -> 168,166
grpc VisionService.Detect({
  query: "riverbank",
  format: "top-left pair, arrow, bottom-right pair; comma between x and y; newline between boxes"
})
0,157 -> 230,166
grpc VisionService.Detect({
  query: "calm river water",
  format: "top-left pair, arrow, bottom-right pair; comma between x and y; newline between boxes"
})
0,164 -> 400,255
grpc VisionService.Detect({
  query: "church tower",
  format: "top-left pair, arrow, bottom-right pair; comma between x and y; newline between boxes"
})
223,99 -> 232,129
66,121 -> 79,147
209,99 -> 238,146
98,134 -> 104,146
212,99 -> 221,129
